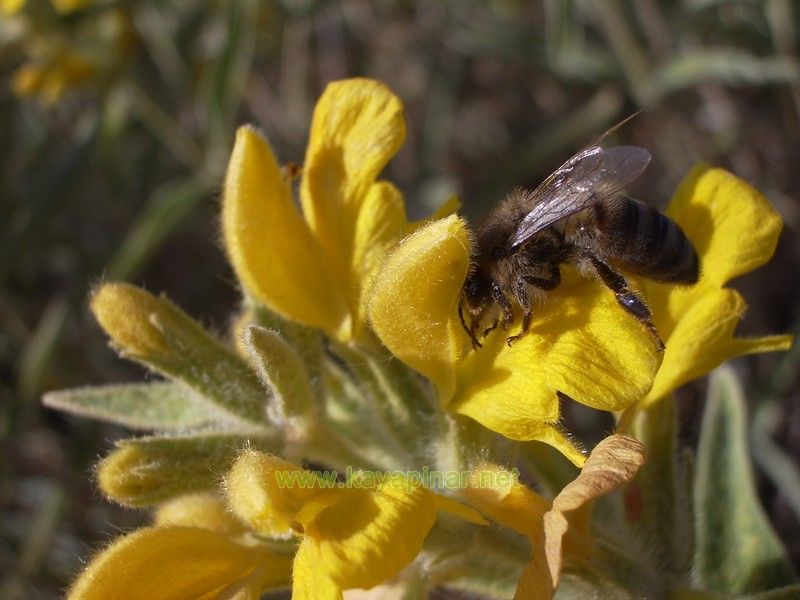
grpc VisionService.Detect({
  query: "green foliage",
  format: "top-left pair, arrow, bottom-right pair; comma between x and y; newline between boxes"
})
631,398 -> 694,582
694,366 -> 798,594
243,324 -> 316,422
42,382 -> 218,431
119,292 -> 271,427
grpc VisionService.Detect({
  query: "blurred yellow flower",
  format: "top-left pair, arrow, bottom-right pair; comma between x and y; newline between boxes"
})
68,494 -> 293,599
11,51 -> 94,105
466,435 -> 646,599
223,79 -> 425,344
8,3 -> 133,104
225,450 -> 485,599
1,0 -> 24,15
1,0 -> 92,15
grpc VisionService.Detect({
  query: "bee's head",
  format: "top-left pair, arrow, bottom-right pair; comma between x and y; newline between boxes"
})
462,268 -> 491,316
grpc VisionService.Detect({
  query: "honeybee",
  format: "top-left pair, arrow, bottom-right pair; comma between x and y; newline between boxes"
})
459,126 -> 699,351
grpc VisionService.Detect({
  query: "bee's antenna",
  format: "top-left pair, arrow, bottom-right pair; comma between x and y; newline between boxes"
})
592,110 -> 644,146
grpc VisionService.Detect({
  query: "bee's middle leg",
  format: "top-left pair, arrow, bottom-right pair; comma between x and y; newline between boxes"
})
586,254 -> 665,351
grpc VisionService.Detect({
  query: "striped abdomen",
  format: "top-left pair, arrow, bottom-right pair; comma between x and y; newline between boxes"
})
592,198 -> 700,283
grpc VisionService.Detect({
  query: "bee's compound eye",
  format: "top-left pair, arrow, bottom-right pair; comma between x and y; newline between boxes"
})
464,279 -> 479,299
464,273 -> 488,305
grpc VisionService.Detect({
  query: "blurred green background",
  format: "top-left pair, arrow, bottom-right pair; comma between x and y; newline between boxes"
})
2,1 -> 800,597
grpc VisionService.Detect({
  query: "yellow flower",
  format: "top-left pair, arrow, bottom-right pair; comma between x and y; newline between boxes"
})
367,214 -> 660,466
1,0 -> 93,14
1,0 -> 24,15
367,166 -> 792,464
11,51 -> 94,105
224,450 -> 486,599
465,435 -> 646,599
223,78 -> 439,344
68,494 -> 293,599
637,165 -> 792,406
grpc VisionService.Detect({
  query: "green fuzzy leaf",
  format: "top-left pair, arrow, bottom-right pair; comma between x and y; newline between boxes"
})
555,572 -> 636,599
43,382 -> 220,430
92,284 -> 272,427
655,51 -> 800,97
97,431 -> 278,507
244,297 -> 324,393
631,398 -> 694,577
742,584 -> 800,599
148,307 -> 269,427
244,325 -> 316,421
693,366 -> 798,594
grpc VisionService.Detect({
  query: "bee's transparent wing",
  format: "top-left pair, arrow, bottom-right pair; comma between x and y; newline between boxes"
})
507,145 -> 651,251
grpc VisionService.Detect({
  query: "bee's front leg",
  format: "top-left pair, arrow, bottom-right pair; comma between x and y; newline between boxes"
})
490,282 -> 514,331
506,278 -> 533,347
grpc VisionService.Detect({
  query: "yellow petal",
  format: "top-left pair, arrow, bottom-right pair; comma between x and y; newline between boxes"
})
353,181 -> 409,333
223,126 -> 349,337
292,548 -> 342,600
368,215 -> 471,399
666,165 -> 783,289
433,494 -> 489,526
465,463 -> 550,539
452,273 -> 660,464
155,494 -> 247,536
225,450 -> 338,538
300,79 -> 406,300
68,526 -> 290,600
643,288 -> 793,406
637,166 -> 791,405
293,476 -> 438,595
